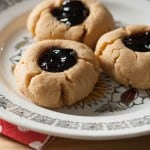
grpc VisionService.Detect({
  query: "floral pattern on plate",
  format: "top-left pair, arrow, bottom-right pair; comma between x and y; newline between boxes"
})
0,0 -> 23,12
8,36 -> 150,115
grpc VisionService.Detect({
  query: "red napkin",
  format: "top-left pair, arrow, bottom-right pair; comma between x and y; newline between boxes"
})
0,119 -> 54,149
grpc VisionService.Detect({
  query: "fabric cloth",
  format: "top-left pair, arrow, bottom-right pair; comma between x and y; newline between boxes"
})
0,119 -> 54,150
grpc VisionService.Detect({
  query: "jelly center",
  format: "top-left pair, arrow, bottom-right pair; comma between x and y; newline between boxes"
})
123,32 -> 150,52
38,47 -> 77,72
51,0 -> 89,26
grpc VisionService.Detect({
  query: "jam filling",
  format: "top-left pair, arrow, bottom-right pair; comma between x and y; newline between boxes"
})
51,0 -> 89,26
38,47 -> 77,72
123,32 -> 150,52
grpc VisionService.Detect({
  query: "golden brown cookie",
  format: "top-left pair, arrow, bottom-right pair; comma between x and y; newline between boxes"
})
14,40 -> 99,108
95,25 -> 150,89
27,0 -> 114,48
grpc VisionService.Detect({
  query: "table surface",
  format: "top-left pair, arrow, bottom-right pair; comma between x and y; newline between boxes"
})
0,134 -> 150,150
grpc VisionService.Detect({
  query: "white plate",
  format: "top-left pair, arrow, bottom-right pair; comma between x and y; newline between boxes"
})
0,0 -> 150,140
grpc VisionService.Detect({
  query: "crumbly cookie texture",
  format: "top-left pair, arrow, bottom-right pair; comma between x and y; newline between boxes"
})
95,25 -> 150,89
14,40 -> 100,108
27,0 -> 114,48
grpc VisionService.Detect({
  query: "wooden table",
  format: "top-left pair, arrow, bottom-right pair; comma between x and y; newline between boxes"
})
0,134 -> 150,150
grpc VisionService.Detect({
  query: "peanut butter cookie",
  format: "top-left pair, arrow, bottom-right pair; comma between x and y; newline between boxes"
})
14,40 -> 99,108
95,25 -> 150,89
27,0 -> 114,48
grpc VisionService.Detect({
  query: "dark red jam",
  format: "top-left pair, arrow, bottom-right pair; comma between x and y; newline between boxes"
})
123,32 -> 150,52
51,0 -> 89,26
38,47 -> 77,72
